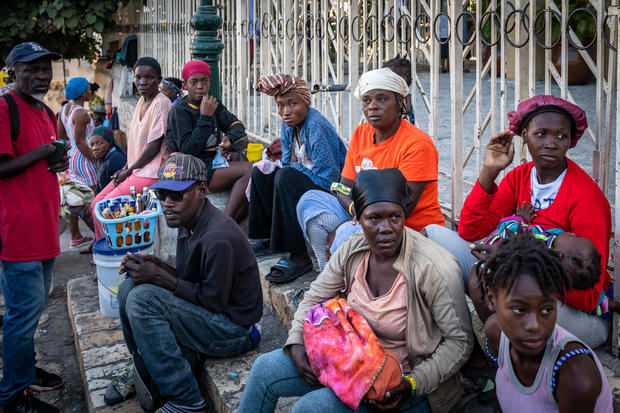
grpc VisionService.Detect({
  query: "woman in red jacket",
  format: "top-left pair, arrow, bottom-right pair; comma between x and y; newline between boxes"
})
425,95 -> 611,349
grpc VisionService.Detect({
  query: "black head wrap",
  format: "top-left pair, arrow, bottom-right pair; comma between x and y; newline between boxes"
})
134,56 -> 161,77
352,168 -> 411,220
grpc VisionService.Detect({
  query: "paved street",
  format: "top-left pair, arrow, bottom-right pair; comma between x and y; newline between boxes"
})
0,221 -> 94,413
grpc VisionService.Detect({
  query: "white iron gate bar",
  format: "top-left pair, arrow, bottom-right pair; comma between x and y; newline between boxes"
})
113,0 -> 620,352
117,0 -> 618,214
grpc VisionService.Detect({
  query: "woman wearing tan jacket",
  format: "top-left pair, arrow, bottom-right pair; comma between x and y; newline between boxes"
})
239,169 -> 474,413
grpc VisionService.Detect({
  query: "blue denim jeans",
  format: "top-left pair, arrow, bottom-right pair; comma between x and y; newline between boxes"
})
0,259 -> 54,404
118,278 -> 253,404
238,349 -> 431,413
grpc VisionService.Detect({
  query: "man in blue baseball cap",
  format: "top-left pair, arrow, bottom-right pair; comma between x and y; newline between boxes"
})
0,42 -> 66,413
104,153 -> 263,412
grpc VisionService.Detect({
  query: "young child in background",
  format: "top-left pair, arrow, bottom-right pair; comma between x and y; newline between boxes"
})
482,233 -> 612,413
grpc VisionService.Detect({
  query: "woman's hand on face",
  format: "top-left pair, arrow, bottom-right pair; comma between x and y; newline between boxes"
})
365,378 -> 412,411
483,130 -> 515,173
289,344 -> 320,387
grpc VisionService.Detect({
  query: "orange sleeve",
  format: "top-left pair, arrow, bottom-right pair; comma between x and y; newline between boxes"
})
398,134 -> 439,182
341,126 -> 362,181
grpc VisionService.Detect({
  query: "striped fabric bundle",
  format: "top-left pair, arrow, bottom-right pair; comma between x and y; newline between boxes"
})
256,74 -> 311,107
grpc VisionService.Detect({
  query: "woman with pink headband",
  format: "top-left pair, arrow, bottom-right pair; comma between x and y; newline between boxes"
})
166,60 -> 251,223
425,95 -> 611,349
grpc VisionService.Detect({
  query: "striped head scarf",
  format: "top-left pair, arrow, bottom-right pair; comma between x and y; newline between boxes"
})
256,74 -> 311,107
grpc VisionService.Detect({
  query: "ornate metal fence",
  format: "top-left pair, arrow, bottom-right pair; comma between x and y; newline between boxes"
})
217,0 -> 617,223
114,0 -> 620,349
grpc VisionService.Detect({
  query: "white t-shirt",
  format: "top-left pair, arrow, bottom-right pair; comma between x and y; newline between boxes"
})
530,167 -> 567,211
293,139 -> 313,170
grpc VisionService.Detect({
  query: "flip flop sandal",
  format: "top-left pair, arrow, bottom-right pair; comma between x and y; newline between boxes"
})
70,236 -> 94,248
104,371 -> 136,406
79,241 -> 94,254
266,257 -> 313,284
250,240 -> 273,257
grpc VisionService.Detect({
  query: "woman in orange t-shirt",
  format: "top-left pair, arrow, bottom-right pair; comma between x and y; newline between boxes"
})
296,68 -> 444,270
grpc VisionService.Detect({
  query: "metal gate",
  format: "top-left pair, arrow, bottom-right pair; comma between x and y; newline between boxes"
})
217,0 -> 617,224
117,0 -> 620,349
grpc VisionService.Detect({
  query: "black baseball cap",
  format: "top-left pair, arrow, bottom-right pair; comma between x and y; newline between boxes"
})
150,154 -> 208,191
6,42 -> 61,67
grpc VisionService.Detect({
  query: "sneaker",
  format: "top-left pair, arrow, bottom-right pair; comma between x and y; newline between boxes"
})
28,368 -> 63,392
0,390 -> 59,413
104,372 -> 136,406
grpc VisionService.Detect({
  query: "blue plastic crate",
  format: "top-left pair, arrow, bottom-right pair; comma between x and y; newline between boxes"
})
94,195 -> 162,250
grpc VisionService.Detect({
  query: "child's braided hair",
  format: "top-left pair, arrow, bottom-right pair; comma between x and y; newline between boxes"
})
481,231 -> 571,300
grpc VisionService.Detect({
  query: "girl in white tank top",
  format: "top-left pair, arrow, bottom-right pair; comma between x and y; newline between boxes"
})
481,232 -> 612,413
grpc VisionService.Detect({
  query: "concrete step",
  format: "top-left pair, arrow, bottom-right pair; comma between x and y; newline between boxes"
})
256,254 -> 319,330
66,275 -> 140,413
67,274 -> 298,413
200,303 -> 297,413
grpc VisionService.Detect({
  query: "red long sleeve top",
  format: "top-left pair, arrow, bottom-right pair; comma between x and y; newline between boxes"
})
459,159 -> 611,312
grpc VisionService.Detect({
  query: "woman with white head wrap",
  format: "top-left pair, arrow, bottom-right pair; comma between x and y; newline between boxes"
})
354,68 -> 410,100
295,67 -> 445,274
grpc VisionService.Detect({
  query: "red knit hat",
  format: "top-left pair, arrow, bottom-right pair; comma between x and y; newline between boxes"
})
507,95 -> 588,148
182,60 -> 211,81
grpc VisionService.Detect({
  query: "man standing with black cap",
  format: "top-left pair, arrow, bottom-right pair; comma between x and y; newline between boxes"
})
104,153 -> 262,413
0,42 -> 68,413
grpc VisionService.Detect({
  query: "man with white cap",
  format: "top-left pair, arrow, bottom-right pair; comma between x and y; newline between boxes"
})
296,68 -> 444,268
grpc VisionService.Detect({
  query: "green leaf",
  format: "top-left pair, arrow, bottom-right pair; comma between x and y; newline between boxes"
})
94,20 -> 103,33
86,14 -> 96,24
61,8 -> 74,18
48,8 -> 57,18
66,16 -> 78,29
53,16 -> 64,29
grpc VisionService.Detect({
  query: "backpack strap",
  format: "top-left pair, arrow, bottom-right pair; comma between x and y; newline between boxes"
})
0,94 -> 56,143
1,93 -> 19,142
42,103 -> 56,126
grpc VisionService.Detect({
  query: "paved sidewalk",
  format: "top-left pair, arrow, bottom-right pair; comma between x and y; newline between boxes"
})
0,222 -> 94,413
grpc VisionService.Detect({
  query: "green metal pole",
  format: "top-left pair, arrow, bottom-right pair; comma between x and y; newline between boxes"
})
189,0 -> 224,100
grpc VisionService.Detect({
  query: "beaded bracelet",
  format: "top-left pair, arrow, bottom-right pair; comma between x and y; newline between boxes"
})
485,338 -> 499,363
403,375 -> 417,399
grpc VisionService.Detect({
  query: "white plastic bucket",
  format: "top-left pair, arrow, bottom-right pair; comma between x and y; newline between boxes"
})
93,238 -> 152,317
